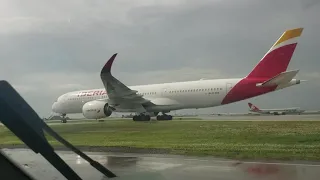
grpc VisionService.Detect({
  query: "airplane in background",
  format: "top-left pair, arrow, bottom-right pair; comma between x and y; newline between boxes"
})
52,28 -> 305,122
248,102 -> 305,115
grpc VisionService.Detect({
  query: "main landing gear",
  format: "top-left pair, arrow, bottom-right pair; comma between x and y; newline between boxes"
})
133,114 -> 151,121
132,113 -> 173,121
156,114 -> 173,120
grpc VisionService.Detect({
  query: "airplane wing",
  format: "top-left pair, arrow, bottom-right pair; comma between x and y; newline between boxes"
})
99,54 -> 152,110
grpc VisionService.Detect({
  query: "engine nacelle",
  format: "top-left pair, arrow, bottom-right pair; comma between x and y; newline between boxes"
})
82,100 -> 113,119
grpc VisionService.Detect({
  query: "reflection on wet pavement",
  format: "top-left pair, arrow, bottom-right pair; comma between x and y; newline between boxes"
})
107,156 -> 139,167
1,148 -> 320,180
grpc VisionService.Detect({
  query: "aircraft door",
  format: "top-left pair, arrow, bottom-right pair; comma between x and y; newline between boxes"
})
226,83 -> 233,94
161,87 -> 169,97
162,88 -> 167,97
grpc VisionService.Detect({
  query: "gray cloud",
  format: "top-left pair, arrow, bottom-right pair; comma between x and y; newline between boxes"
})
0,0 -> 319,117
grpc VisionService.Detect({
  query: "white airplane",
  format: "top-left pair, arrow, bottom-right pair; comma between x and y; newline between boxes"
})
52,28 -> 305,122
248,102 -> 305,115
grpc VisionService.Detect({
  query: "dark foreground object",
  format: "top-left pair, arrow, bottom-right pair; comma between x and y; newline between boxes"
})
0,80 -> 116,179
0,150 -> 35,180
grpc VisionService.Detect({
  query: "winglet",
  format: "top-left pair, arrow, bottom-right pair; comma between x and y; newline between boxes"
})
101,53 -> 117,74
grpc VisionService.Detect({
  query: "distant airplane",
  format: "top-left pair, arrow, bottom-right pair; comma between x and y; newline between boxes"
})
52,28 -> 305,122
248,102 -> 305,115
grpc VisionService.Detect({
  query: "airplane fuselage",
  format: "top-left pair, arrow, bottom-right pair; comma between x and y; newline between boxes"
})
52,77 -> 300,115
52,78 -> 238,114
249,108 -> 305,115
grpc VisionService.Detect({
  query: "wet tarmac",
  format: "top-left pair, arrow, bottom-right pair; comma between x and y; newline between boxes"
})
2,148 -> 320,180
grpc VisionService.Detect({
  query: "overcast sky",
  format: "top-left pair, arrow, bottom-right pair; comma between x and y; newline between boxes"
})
0,0 -> 319,117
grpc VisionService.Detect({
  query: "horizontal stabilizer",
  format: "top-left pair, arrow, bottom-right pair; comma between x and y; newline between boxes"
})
256,70 -> 299,87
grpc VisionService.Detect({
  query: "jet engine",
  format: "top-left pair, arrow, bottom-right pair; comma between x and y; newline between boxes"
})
82,100 -> 113,119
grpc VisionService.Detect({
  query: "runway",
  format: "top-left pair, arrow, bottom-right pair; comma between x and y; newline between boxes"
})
1,114 -> 319,127
195,114 -> 320,121
1,148 -> 319,180
31,114 -> 320,127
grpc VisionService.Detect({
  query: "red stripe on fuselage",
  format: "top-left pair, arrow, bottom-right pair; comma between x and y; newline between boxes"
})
222,78 -> 277,105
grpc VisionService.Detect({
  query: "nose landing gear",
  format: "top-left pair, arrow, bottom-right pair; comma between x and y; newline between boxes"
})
61,114 -> 67,123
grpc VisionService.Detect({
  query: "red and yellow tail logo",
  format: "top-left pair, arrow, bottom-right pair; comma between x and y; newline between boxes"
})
248,103 -> 260,111
271,28 -> 303,48
247,28 -> 303,79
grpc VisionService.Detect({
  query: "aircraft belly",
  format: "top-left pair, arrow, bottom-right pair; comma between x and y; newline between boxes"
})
166,92 -> 224,109
59,101 -> 74,114
69,101 -> 84,114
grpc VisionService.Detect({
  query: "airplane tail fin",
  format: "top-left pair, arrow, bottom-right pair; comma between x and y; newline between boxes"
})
246,28 -> 303,79
248,103 -> 260,111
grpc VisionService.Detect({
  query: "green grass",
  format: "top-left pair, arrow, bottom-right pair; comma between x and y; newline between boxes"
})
1,120 -> 320,160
